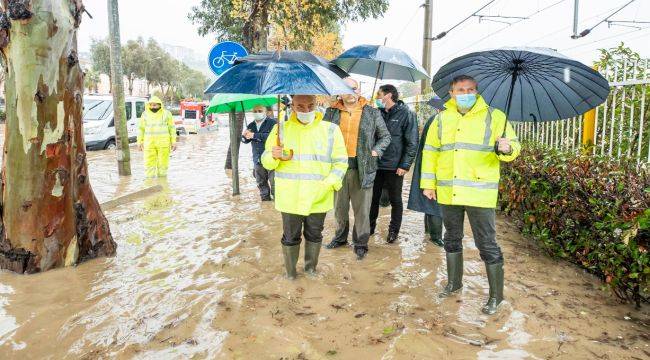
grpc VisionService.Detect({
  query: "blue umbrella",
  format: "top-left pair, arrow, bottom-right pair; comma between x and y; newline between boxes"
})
431,47 -> 610,129
236,50 -> 349,79
204,58 -> 354,96
333,44 -> 429,96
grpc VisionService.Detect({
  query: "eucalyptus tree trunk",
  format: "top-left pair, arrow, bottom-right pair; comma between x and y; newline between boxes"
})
0,0 -> 117,273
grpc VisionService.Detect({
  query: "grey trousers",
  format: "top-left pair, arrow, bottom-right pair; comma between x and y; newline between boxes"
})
253,163 -> 274,199
332,169 -> 373,250
440,205 -> 504,264
281,212 -> 326,246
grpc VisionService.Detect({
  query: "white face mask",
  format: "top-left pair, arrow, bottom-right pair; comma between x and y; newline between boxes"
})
296,111 -> 316,124
252,112 -> 265,121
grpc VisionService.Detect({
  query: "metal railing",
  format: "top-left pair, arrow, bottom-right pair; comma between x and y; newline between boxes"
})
513,59 -> 650,164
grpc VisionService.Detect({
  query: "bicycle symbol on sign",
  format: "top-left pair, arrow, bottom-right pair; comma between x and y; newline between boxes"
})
213,51 -> 239,69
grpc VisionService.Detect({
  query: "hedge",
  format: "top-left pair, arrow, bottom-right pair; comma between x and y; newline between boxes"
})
500,143 -> 649,307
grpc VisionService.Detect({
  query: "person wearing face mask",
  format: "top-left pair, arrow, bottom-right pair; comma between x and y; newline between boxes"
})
420,74 -> 521,315
261,95 -> 348,279
322,77 -> 391,260
243,104 -> 277,201
137,96 -> 177,178
369,84 -> 419,244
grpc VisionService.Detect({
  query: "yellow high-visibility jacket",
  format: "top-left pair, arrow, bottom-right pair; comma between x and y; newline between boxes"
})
137,96 -> 177,148
420,95 -> 520,208
262,112 -> 348,216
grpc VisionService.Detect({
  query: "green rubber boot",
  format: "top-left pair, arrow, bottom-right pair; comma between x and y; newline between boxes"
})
304,241 -> 322,274
481,262 -> 504,315
282,244 -> 300,279
438,252 -> 463,298
425,214 -> 444,247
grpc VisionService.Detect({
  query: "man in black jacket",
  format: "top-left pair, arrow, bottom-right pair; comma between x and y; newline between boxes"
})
322,77 -> 391,260
242,105 -> 277,201
369,84 -> 419,243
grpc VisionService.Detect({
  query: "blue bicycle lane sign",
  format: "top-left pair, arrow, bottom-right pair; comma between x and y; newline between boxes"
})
208,41 -> 248,76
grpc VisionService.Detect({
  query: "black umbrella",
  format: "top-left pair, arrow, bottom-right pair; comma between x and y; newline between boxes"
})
431,47 -> 610,135
236,50 -> 349,78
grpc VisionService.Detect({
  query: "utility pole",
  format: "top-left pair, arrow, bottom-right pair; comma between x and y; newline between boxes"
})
107,0 -> 132,176
421,0 -> 433,92
571,0 -> 580,39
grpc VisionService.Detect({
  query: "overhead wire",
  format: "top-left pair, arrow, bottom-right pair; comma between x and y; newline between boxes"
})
392,4 -> 423,45
526,2 -> 626,45
429,0 -> 498,40
574,0 -> 637,38
438,0 -> 568,64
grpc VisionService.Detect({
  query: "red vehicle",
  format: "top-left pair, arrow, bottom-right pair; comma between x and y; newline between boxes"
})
176,99 -> 213,134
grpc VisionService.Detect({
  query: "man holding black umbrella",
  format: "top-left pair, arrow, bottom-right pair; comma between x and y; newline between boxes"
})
421,74 -> 520,315
369,84 -> 419,244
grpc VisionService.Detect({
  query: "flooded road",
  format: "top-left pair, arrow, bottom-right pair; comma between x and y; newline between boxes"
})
0,128 -> 648,359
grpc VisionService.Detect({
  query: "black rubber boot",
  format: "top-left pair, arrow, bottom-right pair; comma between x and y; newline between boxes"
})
425,214 -> 444,247
438,252 -> 463,298
282,244 -> 300,279
481,262 -> 504,315
325,240 -> 347,249
304,241 -> 322,274
386,231 -> 398,244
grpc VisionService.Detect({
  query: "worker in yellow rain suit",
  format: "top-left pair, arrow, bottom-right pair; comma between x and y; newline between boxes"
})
420,74 -> 521,315
137,96 -> 177,178
262,95 -> 348,279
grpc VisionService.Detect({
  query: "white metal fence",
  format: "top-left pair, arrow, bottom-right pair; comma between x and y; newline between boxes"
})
513,59 -> 650,164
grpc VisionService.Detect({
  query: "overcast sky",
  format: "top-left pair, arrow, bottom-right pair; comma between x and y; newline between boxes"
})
80,0 -> 650,93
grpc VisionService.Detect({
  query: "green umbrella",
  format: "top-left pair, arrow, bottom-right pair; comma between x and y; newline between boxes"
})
206,93 -> 278,114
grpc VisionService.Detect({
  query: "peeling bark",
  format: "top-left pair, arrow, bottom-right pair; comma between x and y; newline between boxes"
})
0,0 -> 116,273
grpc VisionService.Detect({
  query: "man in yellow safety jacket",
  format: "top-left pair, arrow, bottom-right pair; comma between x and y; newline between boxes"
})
137,96 -> 177,178
421,74 -> 521,315
262,95 -> 348,279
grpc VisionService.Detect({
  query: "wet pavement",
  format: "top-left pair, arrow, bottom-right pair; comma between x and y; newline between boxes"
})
0,128 -> 648,359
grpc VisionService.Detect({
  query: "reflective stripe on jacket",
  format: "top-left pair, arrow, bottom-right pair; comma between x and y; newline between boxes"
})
261,112 -> 348,216
137,96 -> 177,148
420,95 -> 521,208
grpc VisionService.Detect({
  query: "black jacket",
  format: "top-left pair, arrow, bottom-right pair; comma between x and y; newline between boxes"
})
242,117 -> 276,165
323,103 -> 391,188
378,101 -> 418,171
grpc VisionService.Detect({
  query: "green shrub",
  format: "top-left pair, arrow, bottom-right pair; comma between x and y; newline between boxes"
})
500,143 -> 649,307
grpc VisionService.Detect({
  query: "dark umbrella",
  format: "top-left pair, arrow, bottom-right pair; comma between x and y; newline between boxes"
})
431,47 -> 610,135
333,44 -> 429,97
236,50 -> 349,78
427,96 -> 445,111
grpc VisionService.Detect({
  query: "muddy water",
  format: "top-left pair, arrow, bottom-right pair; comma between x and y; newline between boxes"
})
0,128 -> 648,359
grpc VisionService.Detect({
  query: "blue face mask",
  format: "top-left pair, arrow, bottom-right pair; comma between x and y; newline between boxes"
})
455,93 -> 477,110
375,99 -> 384,109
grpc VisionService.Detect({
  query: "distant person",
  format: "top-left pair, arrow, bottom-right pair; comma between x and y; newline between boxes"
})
407,100 -> 444,247
421,74 -> 520,315
265,106 -> 275,120
369,84 -> 418,244
242,105 -> 277,201
137,96 -> 177,178
261,95 -> 348,279
323,77 -> 391,260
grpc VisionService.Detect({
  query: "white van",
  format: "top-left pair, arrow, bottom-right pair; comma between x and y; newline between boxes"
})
83,95 -> 148,150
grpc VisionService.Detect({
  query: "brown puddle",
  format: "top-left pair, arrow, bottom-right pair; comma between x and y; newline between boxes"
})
0,128 -> 648,359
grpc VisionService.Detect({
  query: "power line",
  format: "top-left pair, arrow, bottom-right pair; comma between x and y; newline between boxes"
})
438,0 -> 567,64
527,2 -> 624,45
428,0 -> 498,41
561,25 -> 650,52
574,0 -> 637,38
392,4 -> 423,45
